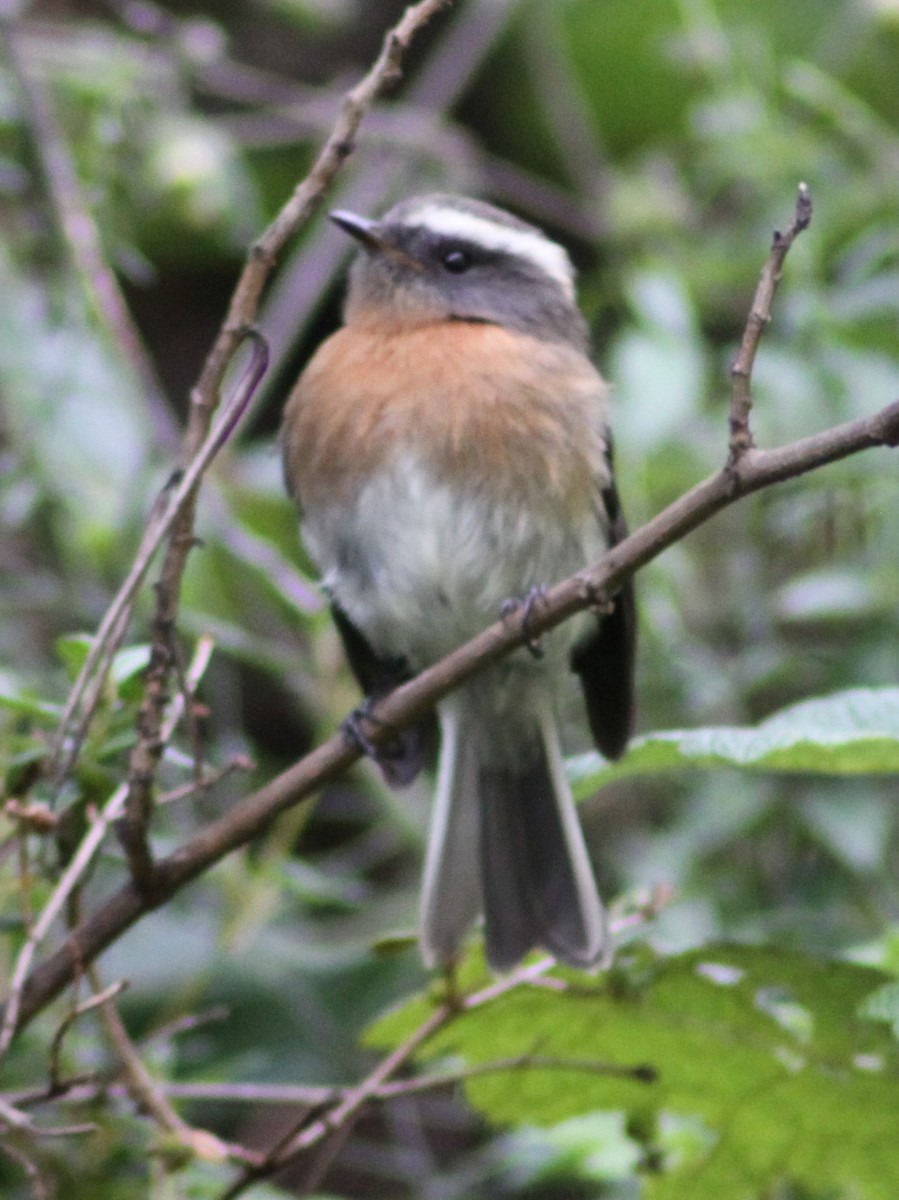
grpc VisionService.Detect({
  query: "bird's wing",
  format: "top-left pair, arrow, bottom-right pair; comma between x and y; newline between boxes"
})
569,437 -> 637,761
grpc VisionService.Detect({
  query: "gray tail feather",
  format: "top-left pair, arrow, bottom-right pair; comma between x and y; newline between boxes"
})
419,699 -> 608,972
419,698 -> 483,967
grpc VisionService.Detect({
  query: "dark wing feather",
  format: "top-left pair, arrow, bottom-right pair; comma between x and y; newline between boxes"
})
570,440 -> 637,761
330,603 -> 438,786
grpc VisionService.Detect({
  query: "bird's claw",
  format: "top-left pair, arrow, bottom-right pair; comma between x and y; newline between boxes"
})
341,697 -> 382,759
502,585 -> 549,659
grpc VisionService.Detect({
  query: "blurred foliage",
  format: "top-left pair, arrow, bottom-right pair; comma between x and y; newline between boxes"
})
1,0 -> 898,1197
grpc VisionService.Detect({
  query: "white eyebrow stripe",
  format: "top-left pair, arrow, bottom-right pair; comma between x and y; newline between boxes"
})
406,204 -> 576,301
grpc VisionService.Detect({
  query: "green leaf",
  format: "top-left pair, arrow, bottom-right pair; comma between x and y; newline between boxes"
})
570,688 -> 899,795
56,633 -> 94,679
274,859 -> 365,912
55,637 -> 150,700
0,669 -> 61,719
110,644 -> 152,700
368,944 -> 899,1199
536,1111 -> 641,1182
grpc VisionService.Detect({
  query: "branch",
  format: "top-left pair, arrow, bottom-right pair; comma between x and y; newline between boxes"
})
5,0 -> 455,1054
7,390 -> 899,1040
50,0 -> 453,781
729,182 -> 813,461
220,1001 -> 455,1199
0,639 -> 215,1059
50,330 -> 268,790
88,965 -> 241,1166
371,1052 -> 656,1098
48,980 -> 127,1094
218,950 -> 639,1194
117,330 -> 268,890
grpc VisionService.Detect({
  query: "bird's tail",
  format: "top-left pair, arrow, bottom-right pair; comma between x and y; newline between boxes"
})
419,693 -> 608,972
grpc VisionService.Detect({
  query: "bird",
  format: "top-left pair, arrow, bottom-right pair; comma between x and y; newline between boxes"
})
280,194 -> 636,972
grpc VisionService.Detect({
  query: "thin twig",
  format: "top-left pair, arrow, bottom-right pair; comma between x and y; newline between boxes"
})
221,1001 -> 455,1199
729,183 -> 813,462
5,1076 -> 334,1114
118,327 -> 269,890
169,632 -> 207,796
0,1094 -> 31,1131
6,1006 -> 234,1114
372,1052 -> 657,1098
152,1082 -> 337,1107
48,980 -> 128,1092
0,638 -> 215,1059
88,964 -> 238,1165
0,1138 -> 50,1200
156,756 -> 255,806
51,333 -> 267,791
0,1090 -> 95,1141
141,1003 -> 232,1045
224,958 -> 563,1194
218,950 -> 646,1194
52,0 -> 451,832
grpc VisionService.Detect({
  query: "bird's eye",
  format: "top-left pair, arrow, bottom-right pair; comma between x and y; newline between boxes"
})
440,249 -> 472,274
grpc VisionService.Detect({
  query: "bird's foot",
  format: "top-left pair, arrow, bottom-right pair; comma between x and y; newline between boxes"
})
341,695 -> 384,760
501,584 -> 549,659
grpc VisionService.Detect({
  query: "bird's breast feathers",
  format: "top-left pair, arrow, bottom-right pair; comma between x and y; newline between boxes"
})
282,320 -> 610,510
282,320 -> 613,665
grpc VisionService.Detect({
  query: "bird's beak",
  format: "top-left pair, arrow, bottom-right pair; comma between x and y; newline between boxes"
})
329,210 -> 387,253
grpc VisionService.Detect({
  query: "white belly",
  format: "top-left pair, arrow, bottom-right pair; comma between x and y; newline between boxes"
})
303,456 -> 607,671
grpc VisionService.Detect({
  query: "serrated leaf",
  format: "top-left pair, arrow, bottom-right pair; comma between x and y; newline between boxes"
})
368,944 -> 899,1199
570,687 -> 899,796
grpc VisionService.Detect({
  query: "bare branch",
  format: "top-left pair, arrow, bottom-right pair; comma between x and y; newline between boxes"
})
156,756 -> 256,806
221,1001 -> 455,1198
0,1138 -> 50,1200
6,391 -> 899,1043
729,182 -> 813,462
51,332 -> 268,789
88,966 -> 236,1165
48,980 -> 128,1093
51,0 -> 453,780
216,942 -> 655,1194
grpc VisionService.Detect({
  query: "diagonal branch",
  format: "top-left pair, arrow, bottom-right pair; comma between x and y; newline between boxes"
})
7,390 -> 899,1041
50,328 -> 268,791
117,330 -> 268,891
50,0 -> 454,781
6,0 -> 456,1057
